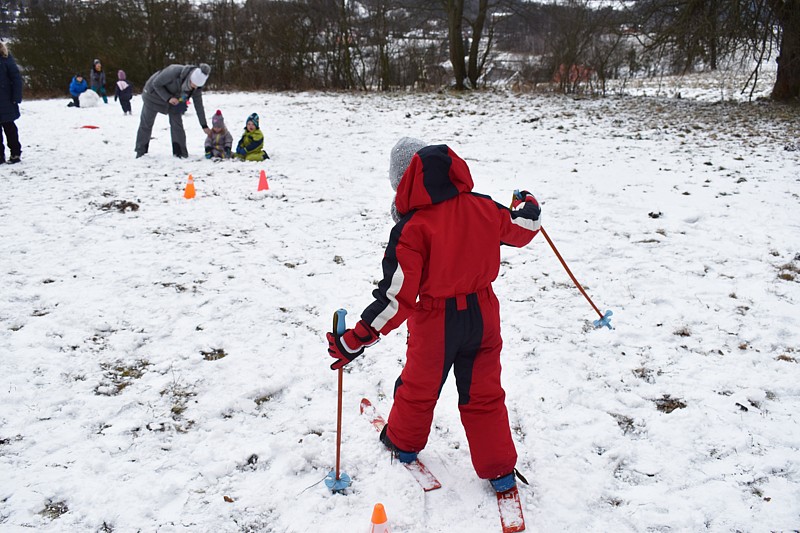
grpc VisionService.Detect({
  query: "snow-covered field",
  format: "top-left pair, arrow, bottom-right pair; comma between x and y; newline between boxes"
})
1,87 -> 799,532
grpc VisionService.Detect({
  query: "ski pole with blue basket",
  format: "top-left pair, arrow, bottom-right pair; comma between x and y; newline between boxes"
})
512,190 -> 613,330
324,309 -> 352,493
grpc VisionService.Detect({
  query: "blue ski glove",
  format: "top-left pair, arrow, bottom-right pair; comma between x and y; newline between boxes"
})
236,145 -> 247,156
327,320 -> 380,370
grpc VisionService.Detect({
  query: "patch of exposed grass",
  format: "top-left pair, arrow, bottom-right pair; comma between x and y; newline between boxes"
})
254,394 -> 274,406
0,434 -> 22,446
161,379 -> 197,421
654,394 -> 687,413
610,413 -> 641,435
40,499 -> 68,520
98,200 -> 139,213
673,326 -> 691,337
632,366 -> 659,383
157,281 -> 189,292
94,359 -> 150,396
777,262 -> 799,282
201,348 -> 227,361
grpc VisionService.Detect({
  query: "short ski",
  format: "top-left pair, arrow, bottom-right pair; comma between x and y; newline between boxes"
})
496,485 -> 526,532
359,398 -> 442,492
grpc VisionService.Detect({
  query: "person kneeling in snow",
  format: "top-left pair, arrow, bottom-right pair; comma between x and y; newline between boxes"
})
205,110 -> 233,159
234,113 -> 269,161
326,137 -> 542,493
67,74 -> 88,108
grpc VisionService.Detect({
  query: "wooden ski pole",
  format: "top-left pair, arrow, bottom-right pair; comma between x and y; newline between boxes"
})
539,226 -> 603,318
512,190 -> 613,329
325,309 -> 352,492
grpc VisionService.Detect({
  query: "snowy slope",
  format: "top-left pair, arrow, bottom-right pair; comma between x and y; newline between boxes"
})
1,88 -> 799,532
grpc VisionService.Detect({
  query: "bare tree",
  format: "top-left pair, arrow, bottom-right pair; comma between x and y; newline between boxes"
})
440,0 -> 467,88
544,0 -> 598,93
437,0 -> 511,89
633,0 -> 800,101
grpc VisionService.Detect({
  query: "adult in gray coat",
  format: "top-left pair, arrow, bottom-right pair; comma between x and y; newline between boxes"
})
135,63 -> 211,158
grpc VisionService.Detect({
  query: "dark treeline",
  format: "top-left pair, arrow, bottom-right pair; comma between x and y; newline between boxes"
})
2,0 -> 798,100
2,0 -> 656,95
9,0 -> 452,94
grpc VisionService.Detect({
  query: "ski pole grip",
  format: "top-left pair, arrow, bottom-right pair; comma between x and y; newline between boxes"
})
333,309 -> 347,335
510,189 -> 525,209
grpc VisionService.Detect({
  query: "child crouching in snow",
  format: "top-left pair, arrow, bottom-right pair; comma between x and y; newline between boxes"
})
234,113 -> 269,161
205,110 -> 233,159
67,74 -> 87,107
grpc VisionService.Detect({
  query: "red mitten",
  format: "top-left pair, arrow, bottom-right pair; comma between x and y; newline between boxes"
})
327,320 -> 380,370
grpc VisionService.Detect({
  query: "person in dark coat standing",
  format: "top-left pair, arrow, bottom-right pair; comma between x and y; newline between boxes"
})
90,59 -> 108,104
135,63 -> 211,158
0,41 -> 22,164
114,69 -> 134,115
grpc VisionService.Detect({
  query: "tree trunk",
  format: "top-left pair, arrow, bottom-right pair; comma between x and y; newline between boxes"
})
466,0 -> 488,88
444,0 -> 466,90
771,0 -> 800,101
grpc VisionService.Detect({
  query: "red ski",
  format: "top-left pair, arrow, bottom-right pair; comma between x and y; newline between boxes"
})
496,485 -> 526,532
359,398 -> 442,491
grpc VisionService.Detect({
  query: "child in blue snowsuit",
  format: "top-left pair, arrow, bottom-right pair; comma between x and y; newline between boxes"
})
67,74 -> 88,107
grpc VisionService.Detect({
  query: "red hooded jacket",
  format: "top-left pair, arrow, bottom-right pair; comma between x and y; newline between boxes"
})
361,145 -> 541,334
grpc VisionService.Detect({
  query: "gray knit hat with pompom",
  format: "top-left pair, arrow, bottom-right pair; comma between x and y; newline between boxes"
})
389,137 -> 426,191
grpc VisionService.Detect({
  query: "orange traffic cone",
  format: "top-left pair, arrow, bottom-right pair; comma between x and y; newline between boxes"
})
258,169 -> 269,191
368,503 -> 390,533
184,174 -> 196,199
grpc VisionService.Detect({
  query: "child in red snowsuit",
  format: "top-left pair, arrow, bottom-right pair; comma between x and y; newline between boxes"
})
327,137 -> 541,492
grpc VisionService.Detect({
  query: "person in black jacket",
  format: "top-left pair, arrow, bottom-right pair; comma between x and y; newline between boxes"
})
114,70 -> 134,115
0,41 -> 22,164
90,59 -> 108,104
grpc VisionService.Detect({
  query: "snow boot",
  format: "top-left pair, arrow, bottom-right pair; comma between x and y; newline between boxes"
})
379,425 -> 417,463
490,469 -> 529,493
490,472 -> 516,492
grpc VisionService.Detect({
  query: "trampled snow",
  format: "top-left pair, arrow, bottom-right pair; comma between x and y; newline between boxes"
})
1,87 -> 799,532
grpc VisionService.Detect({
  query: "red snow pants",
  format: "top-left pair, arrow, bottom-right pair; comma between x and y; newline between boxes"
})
385,285 -> 517,479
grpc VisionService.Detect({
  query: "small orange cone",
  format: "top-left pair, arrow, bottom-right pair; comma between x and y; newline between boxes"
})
368,503 -> 390,533
258,169 -> 269,191
184,174 -> 196,199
